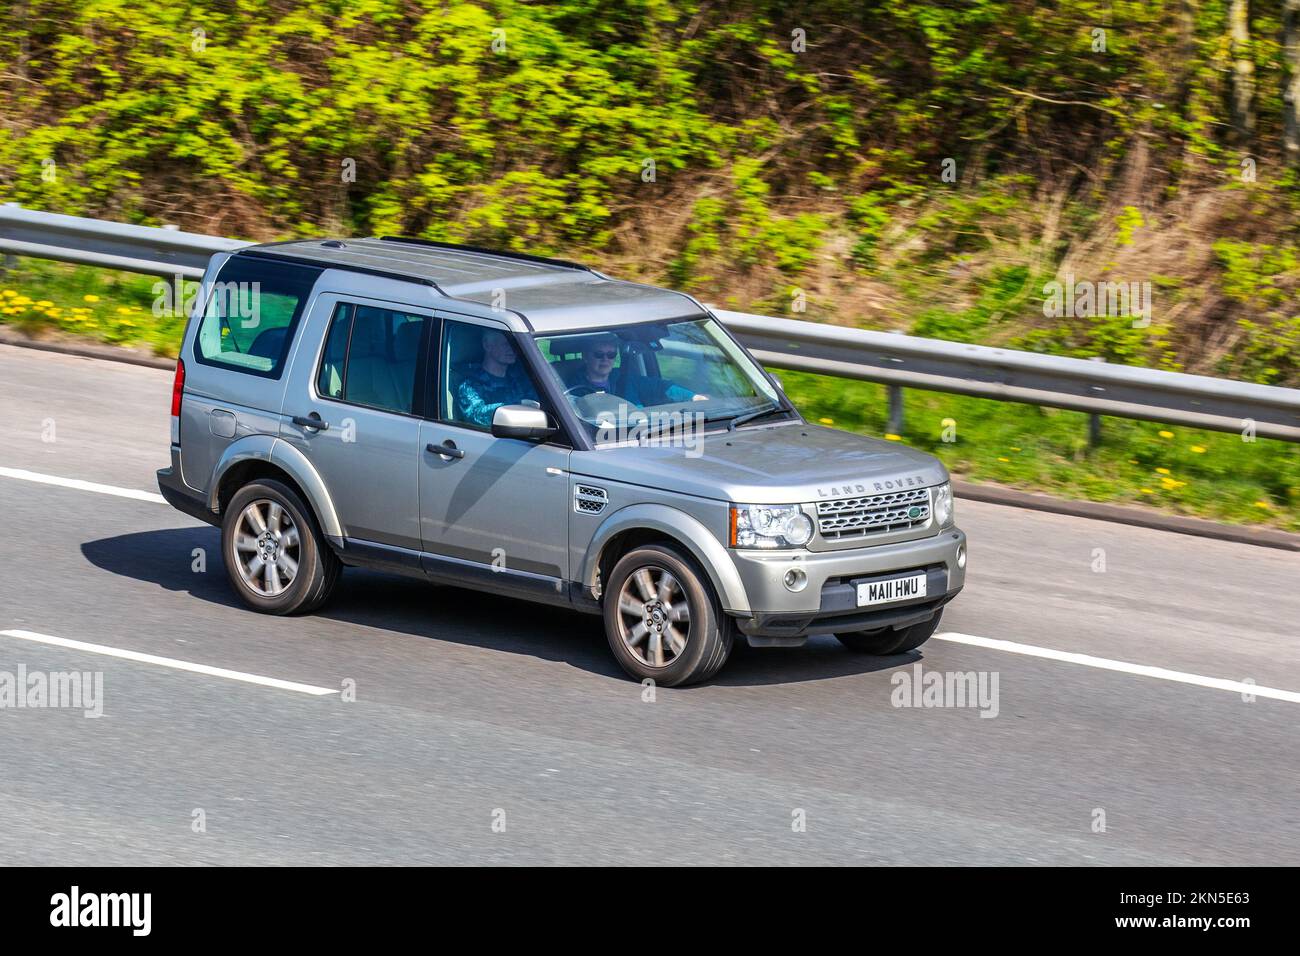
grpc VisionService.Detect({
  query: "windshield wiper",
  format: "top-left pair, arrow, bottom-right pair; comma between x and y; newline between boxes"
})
725,404 -> 787,431
628,403 -> 787,443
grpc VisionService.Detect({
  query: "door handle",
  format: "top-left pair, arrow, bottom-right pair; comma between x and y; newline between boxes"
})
292,413 -> 329,431
426,441 -> 465,460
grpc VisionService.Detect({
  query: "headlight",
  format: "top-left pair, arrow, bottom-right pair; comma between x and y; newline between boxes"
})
933,481 -> 954,527
730,503 -> 814,549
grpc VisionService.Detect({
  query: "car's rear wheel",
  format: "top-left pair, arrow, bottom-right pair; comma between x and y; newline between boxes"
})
835,610 -> 942,655
222,479 -> 340,615
604,544 -> 733,686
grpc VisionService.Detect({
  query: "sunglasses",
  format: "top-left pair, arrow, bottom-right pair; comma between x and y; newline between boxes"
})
591,349 -> 618,360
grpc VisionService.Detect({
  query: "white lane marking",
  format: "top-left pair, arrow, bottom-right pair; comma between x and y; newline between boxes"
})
935,631 -> 1300,704
0,630 -> 338,697
0,466 -> 164,504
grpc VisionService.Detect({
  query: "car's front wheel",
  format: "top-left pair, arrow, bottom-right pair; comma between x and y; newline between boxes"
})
835,610 -> 942,655
221,479 -> 340,615
603,543 -> 733,686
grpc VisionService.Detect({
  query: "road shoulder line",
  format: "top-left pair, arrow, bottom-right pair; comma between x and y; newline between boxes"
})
935,631 -> 1300,703
0,629 -> 338,696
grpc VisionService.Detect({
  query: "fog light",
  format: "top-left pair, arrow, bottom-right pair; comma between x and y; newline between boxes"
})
783,567 -> 808,592
956,545 -> 967,569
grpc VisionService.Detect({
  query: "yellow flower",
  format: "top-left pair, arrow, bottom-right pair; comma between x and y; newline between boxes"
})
1160,477 -> 1185,490
1,289 -> 15,297
997,457 -> 1010,462
1190,445 -> 1206,454
1158,430 -> 1174,438
35,300 -> 53,307
83,294 -> 100,303
885,433 -> 902,441
1254,500 -> 1272,509
1140,488 -> 1154,494
1010,447 -> 1021,452
818,417 -> 834,425
1155,467 -> 1171,475
116,306 -> 132,314
13,296 -> 30,305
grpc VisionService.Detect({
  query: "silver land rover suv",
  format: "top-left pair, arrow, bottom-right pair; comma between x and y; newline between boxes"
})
156,238 -> 966,685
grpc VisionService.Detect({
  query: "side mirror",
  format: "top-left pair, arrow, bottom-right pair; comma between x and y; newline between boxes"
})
491,404 -> 556,441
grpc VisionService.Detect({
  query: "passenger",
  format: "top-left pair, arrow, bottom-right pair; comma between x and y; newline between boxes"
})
456,330 -> 540,427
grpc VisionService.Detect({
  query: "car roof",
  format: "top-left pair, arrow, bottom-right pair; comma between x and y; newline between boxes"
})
237,237 -> 707,333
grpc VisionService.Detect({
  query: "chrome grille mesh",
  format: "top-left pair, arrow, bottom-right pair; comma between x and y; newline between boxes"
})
816,487 -> 930,539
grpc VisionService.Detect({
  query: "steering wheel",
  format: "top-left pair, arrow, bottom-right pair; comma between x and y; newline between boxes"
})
564,384 -> 601,399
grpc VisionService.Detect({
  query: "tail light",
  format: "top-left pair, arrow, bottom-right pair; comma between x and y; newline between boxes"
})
170,358 -> 185,444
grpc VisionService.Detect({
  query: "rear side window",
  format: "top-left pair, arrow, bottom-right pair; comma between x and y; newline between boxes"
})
193,257 -> 320,378
316,302 -> 427,415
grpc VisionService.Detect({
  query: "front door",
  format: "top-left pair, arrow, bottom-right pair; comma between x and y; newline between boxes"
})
418,316 -> 570,595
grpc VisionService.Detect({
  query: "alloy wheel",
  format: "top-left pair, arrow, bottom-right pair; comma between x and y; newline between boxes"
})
616,565 -> 691,667
232,499 -> 301,597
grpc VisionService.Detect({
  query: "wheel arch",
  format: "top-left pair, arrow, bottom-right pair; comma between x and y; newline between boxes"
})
584,503 -> 750,615
208,436 -> 343,546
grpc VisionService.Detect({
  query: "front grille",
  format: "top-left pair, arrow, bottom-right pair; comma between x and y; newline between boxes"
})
816,487 -> 930,540
574,484 -> 608,515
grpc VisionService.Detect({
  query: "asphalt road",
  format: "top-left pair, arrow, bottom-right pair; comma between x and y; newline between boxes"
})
0,342 -> 1297,865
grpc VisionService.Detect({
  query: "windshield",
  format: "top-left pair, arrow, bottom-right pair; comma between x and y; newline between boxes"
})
535,316 -> 783,442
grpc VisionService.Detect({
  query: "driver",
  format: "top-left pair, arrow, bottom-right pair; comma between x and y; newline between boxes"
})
566,334 -> 707,406
456,330 -> 540,428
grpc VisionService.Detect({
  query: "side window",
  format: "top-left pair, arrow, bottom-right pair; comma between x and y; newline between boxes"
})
314,302 -> 427,415
441,320 -> 542,431
194,257 -> 320,378
316,304 -> 351,400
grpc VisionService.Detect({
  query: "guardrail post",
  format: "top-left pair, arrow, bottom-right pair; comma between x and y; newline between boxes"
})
0,204 -> 15,279
1088,357 -> 1105,448
887,384 -> 905,436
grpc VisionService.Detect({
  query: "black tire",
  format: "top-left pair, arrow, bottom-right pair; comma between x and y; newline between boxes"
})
603,543 -> 733,686
221,479 -> 341,615
835,610 -> 942,655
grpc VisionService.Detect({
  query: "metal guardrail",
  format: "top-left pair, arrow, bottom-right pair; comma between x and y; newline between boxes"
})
4,204 -> 1299,441
717,310 -> 1300,442
0,204 -> 248,279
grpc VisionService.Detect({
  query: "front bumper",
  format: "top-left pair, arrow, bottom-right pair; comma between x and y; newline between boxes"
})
728,527 -> 966,644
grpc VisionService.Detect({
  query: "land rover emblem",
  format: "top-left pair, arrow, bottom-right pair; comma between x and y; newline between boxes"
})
908,506 -> 921,519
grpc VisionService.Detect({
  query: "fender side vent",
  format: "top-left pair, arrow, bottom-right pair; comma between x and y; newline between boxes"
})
574,485 -> 608,515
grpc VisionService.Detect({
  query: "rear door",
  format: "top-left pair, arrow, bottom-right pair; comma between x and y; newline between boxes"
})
280,293 -> 433,556
418,315 -> 571,594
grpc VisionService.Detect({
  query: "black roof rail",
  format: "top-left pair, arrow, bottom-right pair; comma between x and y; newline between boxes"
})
377,236 -> 601,275
235,248 -> 446,294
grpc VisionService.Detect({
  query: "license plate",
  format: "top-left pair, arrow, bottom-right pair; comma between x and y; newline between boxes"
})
857,572 -> 927,607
